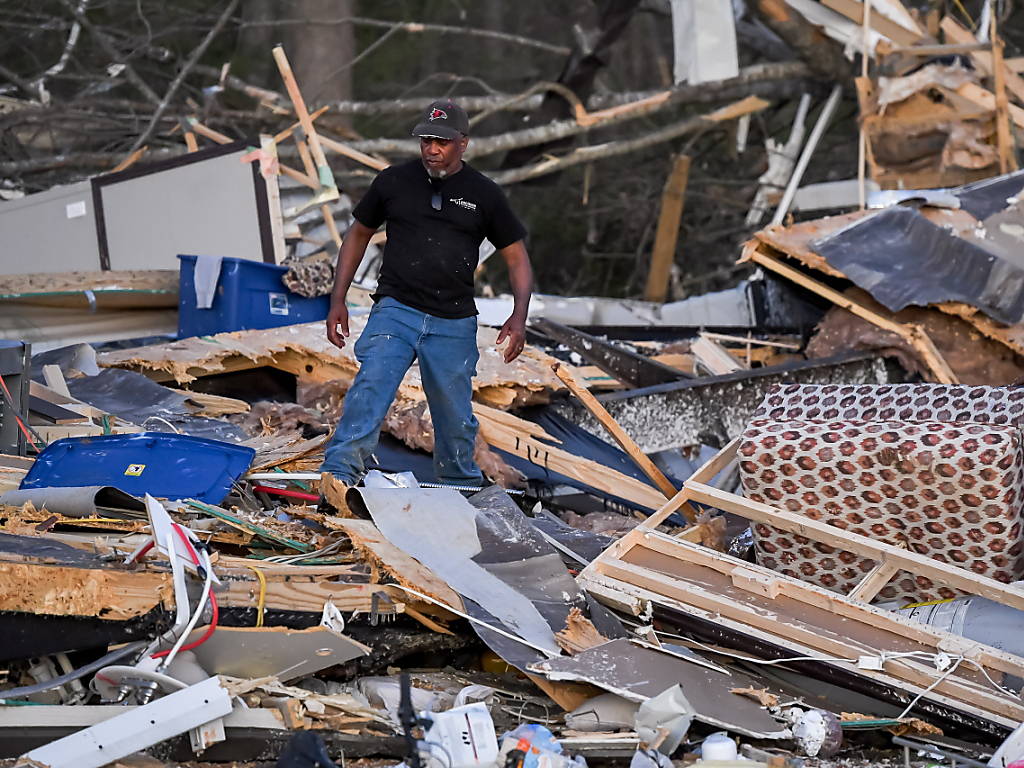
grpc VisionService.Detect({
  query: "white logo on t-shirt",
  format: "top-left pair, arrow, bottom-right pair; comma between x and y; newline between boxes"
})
450,197 -> 477,211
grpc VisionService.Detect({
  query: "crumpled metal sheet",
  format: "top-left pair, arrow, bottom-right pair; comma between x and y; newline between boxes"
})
813,206 -> 1024,324
953,169 -> 1024,220
0,485 -> 144,518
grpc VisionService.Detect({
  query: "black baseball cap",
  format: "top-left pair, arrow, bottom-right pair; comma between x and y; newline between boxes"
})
411,99 -> 469,140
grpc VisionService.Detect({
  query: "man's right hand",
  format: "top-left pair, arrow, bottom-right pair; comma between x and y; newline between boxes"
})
326,302 -> 350,349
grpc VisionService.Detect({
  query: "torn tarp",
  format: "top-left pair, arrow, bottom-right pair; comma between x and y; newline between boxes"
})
813,205 -> 1024,324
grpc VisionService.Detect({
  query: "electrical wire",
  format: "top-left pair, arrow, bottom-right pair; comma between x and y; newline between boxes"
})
244,564 -> 267,627
622,619 -> 1021,707
897,657 -> 964,719
151,524 -> 218,665
0,641 -> 147,700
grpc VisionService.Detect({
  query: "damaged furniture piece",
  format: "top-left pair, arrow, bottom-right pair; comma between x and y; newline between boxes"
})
579,404 -> 1024,738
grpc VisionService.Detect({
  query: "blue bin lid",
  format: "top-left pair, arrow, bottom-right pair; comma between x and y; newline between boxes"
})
20,432 -> 256,504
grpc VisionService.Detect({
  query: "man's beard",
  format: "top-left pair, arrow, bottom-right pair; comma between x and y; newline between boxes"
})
426,166 -> 447,179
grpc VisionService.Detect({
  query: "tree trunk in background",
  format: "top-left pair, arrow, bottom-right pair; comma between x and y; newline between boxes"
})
501,0 -> 643,171
285,0 -> 355,124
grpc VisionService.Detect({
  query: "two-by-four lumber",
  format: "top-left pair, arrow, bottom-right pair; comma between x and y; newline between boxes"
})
643,154 -> 690,303
551,362 -> 682,503
744,243 -> 959,384
683,443 -> 1024,612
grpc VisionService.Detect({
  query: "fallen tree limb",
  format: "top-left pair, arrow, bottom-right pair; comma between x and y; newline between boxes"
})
491,95 -> 771,184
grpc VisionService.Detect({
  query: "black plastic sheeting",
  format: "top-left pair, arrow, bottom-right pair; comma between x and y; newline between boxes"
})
954,169 -> 1024,220
63,369 -> 246,443
813,205 -> 1024,324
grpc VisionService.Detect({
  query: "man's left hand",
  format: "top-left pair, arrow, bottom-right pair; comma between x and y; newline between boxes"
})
496,314 -> 527,363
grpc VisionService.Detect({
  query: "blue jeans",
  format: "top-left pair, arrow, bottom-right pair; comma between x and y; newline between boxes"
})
321,296 -> 483,486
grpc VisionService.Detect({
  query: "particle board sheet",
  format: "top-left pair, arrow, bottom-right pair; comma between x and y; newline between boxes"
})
580,530 -> 1024,728
528,638 -> 789,739
97,318 -> 563,406
0,270 -> 178,309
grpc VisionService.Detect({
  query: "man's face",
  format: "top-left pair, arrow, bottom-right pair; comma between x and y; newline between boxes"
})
420,135 -> 468,178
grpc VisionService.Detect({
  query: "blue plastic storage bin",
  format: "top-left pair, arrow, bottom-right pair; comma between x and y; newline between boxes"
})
177,254 -> 330,338
20,432 -> 255,504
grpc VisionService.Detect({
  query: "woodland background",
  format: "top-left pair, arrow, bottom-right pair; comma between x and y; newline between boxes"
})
0,0 -> 1014,299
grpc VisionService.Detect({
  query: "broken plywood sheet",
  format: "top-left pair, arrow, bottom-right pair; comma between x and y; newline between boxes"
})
1,270 -> 178,309
184,625 -> 370,681
98,318 -> 563,406
528,638 -> 789,739
0,531 -> 171,621
324,516 -> 463,612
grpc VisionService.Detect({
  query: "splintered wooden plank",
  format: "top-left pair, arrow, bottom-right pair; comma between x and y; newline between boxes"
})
0,560 -> 171,620
551,363 -> 681,503
325,517 -> 463,611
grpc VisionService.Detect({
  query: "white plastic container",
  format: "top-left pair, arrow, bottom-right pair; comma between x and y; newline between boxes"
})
701,732 -> 737,761
421,701 -> 499,768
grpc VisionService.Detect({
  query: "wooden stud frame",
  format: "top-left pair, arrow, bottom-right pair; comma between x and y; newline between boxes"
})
742,242 -> 959,385
579,439 -> 1024,728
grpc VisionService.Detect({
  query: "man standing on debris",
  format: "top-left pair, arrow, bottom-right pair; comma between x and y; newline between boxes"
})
318,99 -> 533,510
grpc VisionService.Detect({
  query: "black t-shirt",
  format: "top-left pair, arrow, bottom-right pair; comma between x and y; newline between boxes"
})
352,159 -> 527,318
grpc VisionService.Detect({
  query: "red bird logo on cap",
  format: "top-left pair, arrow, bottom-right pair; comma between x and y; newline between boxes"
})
428,108 -> 448,121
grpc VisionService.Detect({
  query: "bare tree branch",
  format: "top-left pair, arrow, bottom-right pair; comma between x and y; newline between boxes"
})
232,15 -> 571,56
57,0 -> 162,105
128,0 -> 239,151
332,62 -> 811,158
490,96 -> 771,185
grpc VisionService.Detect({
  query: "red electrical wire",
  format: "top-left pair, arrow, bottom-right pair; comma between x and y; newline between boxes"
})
0,371 -> 40,452
252,484 -> 319,502
151,523 -> 219,659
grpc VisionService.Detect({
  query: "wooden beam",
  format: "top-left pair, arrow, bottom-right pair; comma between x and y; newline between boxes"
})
744,244 -> 959,384
293,133 -> 343,248
318,134 -> 391,172
685,479 -> 1024,613
955,82 -> 1024,128
643,154 -> 690,303
588,557 -> 1024,723
474,402 -> 669,511
550,362 -> 680,503
941,17 -> 1024,108
820,0 -> 921,46
990,17 -> 1018,173
848,560 -> 900,603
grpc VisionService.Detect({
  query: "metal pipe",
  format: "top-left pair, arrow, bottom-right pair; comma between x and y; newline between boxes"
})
771,85 -> 843,226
